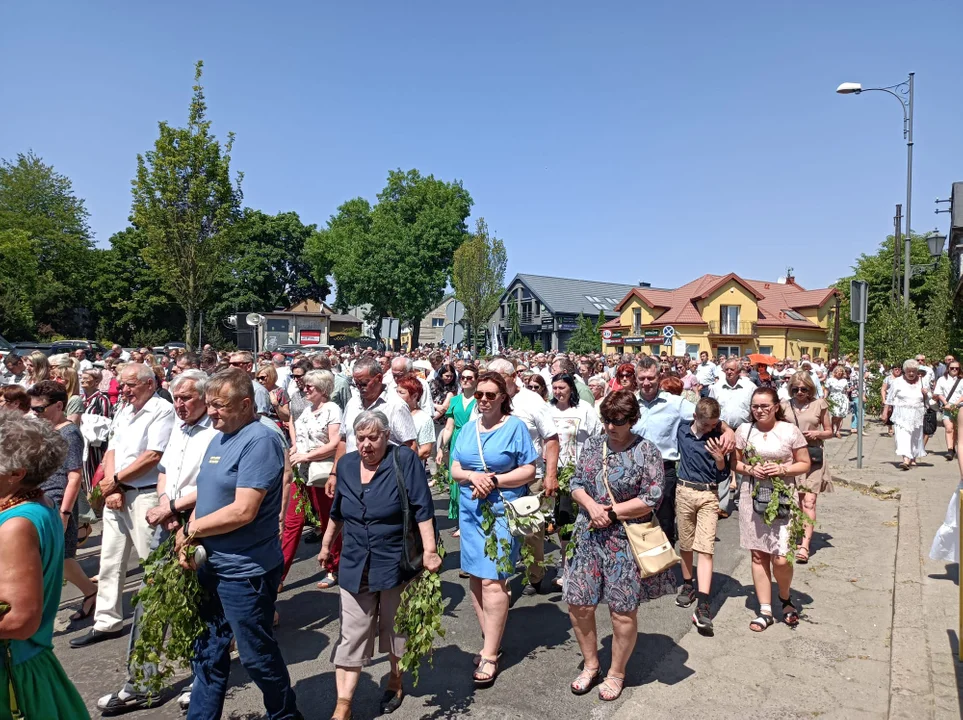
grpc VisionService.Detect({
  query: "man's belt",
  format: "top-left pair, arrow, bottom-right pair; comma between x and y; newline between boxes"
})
678,478 -> 718,490
118,483 -> 157,493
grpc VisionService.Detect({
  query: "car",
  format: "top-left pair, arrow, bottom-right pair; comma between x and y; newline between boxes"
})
0,333 -> 14,361
11,342 -> 53,357
48,340 -> 107,361
164,342 -> 187,353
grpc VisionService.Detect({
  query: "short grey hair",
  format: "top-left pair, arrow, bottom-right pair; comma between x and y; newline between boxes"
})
206,368 -> 255,404
902,359 -> 919,373
304,369 -> 334,397
0,410 -> 68,489
588,375 -> 607,388
391,356 -> 413,373
486,358 -> 515,375
123,362 -> 157,383
353,409 -> 390,436
170,369 -> 209,396
82,367 -> 103,383
352,357 -> 382,378
48,353 -> 75,370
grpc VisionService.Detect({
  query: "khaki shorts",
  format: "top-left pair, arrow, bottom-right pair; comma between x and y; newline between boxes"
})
332,584 -> 406,667
676,483 -> 720,555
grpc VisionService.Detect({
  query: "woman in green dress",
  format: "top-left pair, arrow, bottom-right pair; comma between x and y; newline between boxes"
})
436,364 -> 478,533
0,411 -> 90,719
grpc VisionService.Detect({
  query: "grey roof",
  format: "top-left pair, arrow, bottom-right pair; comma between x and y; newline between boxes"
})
509,274 -> 649,317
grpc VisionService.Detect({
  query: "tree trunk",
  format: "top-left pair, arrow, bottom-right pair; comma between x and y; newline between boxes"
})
410,318 -> 421,350
184,303 -> 195,351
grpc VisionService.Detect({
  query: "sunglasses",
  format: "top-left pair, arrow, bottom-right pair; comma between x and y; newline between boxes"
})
526,384 -> 543,390
292,373 -> 305,380
256,375 -> 269,382
600,416 -> 631,426
30,403 -> 53,413
617,372 -> 634,379
460,374 -> 476,381
791,387 -> 809,393
473,391 -> 500,401
229,361 -> 249,367
950,366 -> 961,371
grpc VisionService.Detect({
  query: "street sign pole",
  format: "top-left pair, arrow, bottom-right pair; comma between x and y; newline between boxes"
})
851,280 -> 869,469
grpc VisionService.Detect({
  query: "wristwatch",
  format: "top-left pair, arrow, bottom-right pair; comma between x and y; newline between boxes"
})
491,474 -> 500,487
607,508 -> 618,523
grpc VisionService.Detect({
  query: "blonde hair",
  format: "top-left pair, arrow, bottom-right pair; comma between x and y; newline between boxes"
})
788,370 -> 817,397
52,366 -> 80,397
256,363 -> 278,386
27,351 -> 50,383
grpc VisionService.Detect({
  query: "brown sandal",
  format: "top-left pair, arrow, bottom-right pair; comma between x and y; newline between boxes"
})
473,656 -> 499,687
598,675 -> 625,701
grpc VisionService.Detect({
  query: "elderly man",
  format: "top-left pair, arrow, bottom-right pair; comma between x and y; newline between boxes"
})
486,357 -> 560,596
386,356 -> 432,414
229,350 -> 273,416
708,359 -> 756,516
97,369 -> 217,713
270,352 -> 290,391
71,362 -> 175,648
633,356 -> 736,541
174,369 -> 301,720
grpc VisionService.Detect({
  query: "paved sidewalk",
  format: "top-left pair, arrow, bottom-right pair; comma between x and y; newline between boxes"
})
615,422 -> 963,720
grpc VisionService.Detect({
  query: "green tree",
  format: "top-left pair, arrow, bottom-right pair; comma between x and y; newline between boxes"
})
507,302 -> 522,349
0,151 -> 93,336
533,338 -> 544,353
214,209 -> 330,318
0,229 -> 39,337
311,170 -> 473,345
88,228 -> 183,346
566,313 -> 602,355
864,299 -> 924,369
130,61 -> 243,349
452,218 -> 507,353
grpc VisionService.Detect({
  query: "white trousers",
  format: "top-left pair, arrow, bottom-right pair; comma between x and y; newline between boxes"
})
93,488 -> 158,632
894,425 -> 926,460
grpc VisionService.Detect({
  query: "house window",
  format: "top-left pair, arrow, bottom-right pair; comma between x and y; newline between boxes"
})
534,300 -> 540,316
812,347 -> 821,358
717,345 -> 740,358
685,344 -> 700,360
800,346 -> 810,357
720,305 -> 740,334
758,345 -> 773,356
501,304 -> 506,319
431,318 -> 444,328
632,308 -> 642,334
521,301 -> 532,323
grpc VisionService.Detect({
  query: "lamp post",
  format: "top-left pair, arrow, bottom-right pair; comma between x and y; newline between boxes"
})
837,73 -> 914,306
907,230 -> 947,277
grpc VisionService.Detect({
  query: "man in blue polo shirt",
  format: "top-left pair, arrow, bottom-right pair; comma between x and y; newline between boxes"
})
175,368 -> 301,720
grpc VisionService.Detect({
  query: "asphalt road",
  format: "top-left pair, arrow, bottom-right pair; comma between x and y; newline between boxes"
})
56,490 -> 744,720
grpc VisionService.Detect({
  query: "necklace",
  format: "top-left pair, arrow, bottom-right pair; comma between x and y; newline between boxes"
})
0,489 -> 44,514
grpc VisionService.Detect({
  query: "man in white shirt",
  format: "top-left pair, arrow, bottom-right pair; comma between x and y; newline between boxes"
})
709,360 -> 756,430
327,357 -> 417,494
73,348 -> 94,373
695,351 -> 719,397
71,362 -> 175,647
1,353 -> 28,387
271,352 -> 291,392
486,358 -> 560,595
96,369 -> 217,712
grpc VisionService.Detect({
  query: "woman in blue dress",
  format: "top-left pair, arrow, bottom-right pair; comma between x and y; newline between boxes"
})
451,371 -> 537,689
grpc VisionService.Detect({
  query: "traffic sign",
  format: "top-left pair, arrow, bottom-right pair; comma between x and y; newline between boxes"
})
445,300 -> 465,324
442,323 -> 464,346
662,325 -> 675,338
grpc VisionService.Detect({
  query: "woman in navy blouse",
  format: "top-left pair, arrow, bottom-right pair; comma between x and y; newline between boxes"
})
319,410 -> 441,720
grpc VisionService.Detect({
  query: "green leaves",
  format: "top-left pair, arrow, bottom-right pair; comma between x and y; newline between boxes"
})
393,543 -> 447,686
130,534 -> 206,696
292,466 -> 320,527
566,314 -> 602,355
452,218 -> 507,352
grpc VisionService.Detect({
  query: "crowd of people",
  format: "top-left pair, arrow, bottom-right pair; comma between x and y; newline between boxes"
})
0,341 -> 960,719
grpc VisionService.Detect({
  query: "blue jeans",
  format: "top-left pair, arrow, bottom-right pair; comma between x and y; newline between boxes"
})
188,564 -> 299,720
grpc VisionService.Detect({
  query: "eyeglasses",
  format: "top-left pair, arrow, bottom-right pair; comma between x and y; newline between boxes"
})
751,404 -> 774,411
790,387 -> 809,394
617,372 -> 634,379
256,375 -> 269,382
950,367 -> 961,371
460,374 -> 476,381
354,379 -> 373,390
526,384 -> 543,391
292,373 -> 305,380
30,403 -> 53,413
600,416 -> 631,426
473,391 -> 500,401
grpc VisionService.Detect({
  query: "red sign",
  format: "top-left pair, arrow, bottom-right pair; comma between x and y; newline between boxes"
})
644,337 -> 664,344
299,330 -> 321,344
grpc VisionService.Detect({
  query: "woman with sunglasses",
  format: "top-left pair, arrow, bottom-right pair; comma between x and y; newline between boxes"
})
255,363 -> 291,428
436,365 -> 478,537
934,361 -> 963,463
732,387 -> 811,631
451,371 -> 537,688
564,389 -> 674,701
526,373 -> 548,401
284,359 -> 314,448
780,371 -> 832,564
610,362 -> 637,395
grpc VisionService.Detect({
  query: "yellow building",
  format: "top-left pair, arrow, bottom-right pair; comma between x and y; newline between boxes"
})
601,272 -> 838,360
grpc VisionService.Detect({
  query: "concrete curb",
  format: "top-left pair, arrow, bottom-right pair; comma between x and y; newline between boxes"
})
832,471 -> 902,500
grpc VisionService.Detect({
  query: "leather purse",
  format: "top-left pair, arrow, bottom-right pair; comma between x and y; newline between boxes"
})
599,443 -> 679,578
391,447 -> 437,579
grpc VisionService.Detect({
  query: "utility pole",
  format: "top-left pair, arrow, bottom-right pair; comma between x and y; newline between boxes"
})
893,205 -> 903,303
903,72 -> 914,307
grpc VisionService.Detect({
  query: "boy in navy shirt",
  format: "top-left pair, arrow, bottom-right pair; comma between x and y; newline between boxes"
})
674,397 -> 729,636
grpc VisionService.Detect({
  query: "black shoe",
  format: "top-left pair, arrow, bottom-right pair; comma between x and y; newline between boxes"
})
947,451 -> 956,462
693,604 -> 714,636
675,584 -> 696,608
69,628 -> 125,648
521,580 -> 543,597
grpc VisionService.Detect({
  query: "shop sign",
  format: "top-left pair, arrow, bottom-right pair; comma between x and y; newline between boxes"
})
299,330 -> 321,344
644,336 -> 664,344
623,337 -> 647,345
643,329 -> 660,337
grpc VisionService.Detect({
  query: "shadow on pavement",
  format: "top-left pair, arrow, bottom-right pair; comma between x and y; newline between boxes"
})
603,631 -> 692,688
927,563 -> 959,584
947,630 -> 963,717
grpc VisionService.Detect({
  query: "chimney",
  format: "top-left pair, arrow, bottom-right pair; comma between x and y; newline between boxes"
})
785,267 -> 795,285
639,281 -> 651,288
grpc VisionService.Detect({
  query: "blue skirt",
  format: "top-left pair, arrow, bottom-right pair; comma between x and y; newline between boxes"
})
457,485 -> 527,580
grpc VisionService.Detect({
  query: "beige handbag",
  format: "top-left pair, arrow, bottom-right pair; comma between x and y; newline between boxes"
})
600,443 -> 680,578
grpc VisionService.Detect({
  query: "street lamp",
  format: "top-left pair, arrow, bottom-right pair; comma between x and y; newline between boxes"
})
908,230 -> 946,277
836,73 -> 914,306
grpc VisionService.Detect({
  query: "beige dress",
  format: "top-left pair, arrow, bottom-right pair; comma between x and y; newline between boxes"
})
781,398 -> 833,494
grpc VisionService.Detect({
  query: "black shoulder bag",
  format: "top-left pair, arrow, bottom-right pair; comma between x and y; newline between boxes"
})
392,447 -> 438,579
789,402 -> 823,465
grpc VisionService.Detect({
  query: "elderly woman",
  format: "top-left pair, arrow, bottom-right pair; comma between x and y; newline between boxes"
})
780,371 -> 832,564
256,363 -> 291,426
588,375 -> 607,413
732,387 -> 811,632
564,389 -> 674,702
283,370 -> 342,590
23,350 -> 50,389
451,371 -> 537,687
319,411 -> 440,719
889,359 -> 929,470
26,382 -> 100,622
0,411 -> 90,718
825,365 -> 850,437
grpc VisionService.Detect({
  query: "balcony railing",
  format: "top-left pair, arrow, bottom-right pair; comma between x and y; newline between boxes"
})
521,312 -> 535,325
707,321 -> 756,336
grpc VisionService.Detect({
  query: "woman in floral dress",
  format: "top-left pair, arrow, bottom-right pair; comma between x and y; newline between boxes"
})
825,365 -> 851,437
732,387 -> 811,632
564,389 -> 675,703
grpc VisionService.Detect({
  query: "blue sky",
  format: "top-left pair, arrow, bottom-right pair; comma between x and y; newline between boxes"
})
2,1 -> 961,293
